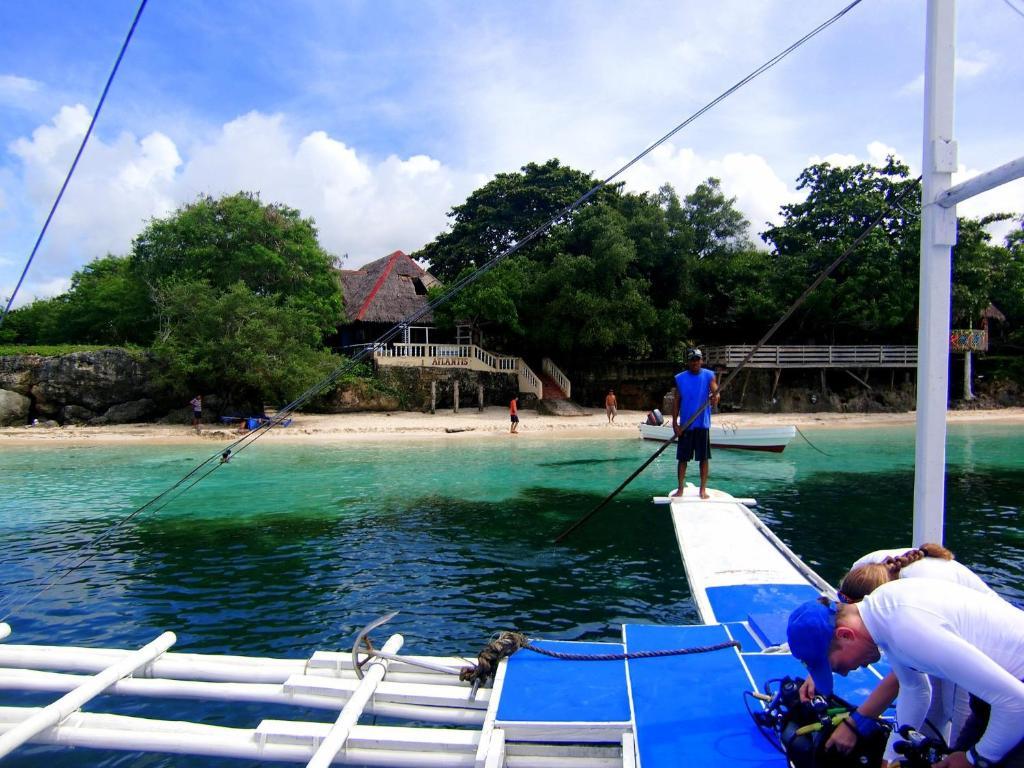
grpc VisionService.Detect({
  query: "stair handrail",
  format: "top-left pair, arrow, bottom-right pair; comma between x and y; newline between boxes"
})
517,360 -> 543,399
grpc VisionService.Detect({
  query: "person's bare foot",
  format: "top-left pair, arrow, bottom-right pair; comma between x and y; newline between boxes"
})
671,489 -> 684,497
700,488 -> 710,499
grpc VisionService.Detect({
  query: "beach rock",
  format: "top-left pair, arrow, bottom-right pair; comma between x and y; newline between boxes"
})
102,398 -> 157,424
30,350 -> 155,412
62,404 -> 97,423
0,388 -> 30,426
0,355 -> 38,395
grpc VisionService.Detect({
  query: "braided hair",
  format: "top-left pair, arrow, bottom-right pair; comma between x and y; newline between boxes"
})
838,543 -> 955,602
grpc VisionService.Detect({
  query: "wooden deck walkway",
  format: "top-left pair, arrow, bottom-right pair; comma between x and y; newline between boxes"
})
706,345 -> 916,369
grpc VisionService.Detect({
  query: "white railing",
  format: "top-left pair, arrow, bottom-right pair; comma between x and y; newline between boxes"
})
705,345 -> 917,368
375,343 -> 545,398
517,360 -> 543,399
541,358 -> 571,399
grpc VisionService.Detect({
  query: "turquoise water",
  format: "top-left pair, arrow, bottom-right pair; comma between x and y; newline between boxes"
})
0,423 -> 1022,766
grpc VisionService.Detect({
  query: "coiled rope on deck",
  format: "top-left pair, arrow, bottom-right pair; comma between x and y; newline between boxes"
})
459,630 -> 740,685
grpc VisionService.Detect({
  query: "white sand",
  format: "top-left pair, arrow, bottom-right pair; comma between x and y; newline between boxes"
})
1,406 -> 1022,447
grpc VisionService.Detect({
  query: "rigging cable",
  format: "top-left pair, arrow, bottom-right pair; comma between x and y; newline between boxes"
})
0,0 -> 150,329
553,177 -> 921,543
1001,0 -> 1024,21
0,0 -> 866,622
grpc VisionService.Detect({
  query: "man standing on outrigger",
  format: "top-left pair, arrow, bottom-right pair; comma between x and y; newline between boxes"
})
671,348 -> 719,499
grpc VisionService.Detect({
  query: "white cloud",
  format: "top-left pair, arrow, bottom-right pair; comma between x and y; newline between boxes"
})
10,105 -> 182,269
0,74 -> 40,107
177,111 -> 473,264
899,53 -> 993,96
6,107 -> 475,279
807,141 -> 905,171
618,143 -> 802,235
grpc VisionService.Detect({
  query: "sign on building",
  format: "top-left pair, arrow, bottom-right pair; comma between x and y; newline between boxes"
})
949,329 -> 987,352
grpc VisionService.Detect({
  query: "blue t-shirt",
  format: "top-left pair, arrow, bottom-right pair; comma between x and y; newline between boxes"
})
674,368 -> 715,430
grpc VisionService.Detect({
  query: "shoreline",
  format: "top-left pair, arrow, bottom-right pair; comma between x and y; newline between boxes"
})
1,406 -> 1022,447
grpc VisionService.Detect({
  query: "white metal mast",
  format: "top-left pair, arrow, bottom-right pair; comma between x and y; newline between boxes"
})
914,0 -> 1024,544
913,0 -> 958,545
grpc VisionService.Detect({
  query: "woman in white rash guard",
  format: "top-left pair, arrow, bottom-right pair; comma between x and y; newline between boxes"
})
787,577 -> 1024,768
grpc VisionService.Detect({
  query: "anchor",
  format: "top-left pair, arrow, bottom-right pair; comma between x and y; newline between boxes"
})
351,612 -> 464,679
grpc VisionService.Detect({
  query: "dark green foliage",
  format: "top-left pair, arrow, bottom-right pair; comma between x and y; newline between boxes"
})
1,255 -> 154,345
152,279 -> 338,407
133,192 -> 341,333
761,158 -> 921,343
416,159 -> 616,282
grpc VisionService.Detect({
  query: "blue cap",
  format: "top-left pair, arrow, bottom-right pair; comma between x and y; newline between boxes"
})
786,599 -> 837,696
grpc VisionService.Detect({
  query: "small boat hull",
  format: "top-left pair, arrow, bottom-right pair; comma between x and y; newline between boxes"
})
638,422 -> 796,453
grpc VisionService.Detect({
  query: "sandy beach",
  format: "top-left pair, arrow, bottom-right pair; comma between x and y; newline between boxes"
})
1,406 -> 1022,446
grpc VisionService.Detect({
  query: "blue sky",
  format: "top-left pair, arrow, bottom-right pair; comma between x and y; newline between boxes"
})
2,0 -> 1022,305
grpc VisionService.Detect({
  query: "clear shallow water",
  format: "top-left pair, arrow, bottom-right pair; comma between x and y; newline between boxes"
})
0,423 -> 1021,767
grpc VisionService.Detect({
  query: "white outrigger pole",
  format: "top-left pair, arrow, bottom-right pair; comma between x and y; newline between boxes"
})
913,0 -> 1024,545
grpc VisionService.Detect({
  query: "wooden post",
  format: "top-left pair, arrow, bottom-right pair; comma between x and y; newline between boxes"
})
430,381 -> 436,414
453,380 -> 459,413
963,350 -> 974,400
478,383 -> 484,412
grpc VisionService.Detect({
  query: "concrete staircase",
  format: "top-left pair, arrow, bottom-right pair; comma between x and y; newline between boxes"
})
538,372 -> 567,401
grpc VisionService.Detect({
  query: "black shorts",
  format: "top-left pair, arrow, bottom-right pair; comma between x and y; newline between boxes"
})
677,428 -> 711,462
510,414 -> 519,423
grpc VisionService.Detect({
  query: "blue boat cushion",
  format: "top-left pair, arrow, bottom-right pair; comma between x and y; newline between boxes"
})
747,610 -> 791,647
724,621 -> 760,651
706,583 -> 821,623
496,640 -> 630,723
625,624 -> 783,768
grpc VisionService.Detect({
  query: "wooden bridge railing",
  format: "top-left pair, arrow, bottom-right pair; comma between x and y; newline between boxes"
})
706,345 -> 917,368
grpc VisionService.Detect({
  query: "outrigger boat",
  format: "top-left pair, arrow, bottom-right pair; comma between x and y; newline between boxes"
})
1,0 -> 1021,765
638,421 -> 797,453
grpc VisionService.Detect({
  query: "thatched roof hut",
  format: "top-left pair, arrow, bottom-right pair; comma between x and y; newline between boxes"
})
339,250 -> 440,324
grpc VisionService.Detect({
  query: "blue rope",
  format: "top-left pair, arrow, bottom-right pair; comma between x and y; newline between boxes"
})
0,0 -> 150,329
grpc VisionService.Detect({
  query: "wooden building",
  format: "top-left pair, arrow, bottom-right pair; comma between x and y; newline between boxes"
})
335,250 -> 441,351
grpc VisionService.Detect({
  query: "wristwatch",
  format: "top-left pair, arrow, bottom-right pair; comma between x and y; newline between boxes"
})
968,746 -> 995,768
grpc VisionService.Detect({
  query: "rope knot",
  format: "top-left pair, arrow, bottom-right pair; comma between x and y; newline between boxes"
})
459,631 -> 530,684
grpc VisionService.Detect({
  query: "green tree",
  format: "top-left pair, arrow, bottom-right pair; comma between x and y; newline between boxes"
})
132,192 -> 342,333
417,159 -> 616,282
681,177 -> 751,258
951,214 -> 1016,329
525,203 -> 659,360
761,158 -> 921,343
428,257 -> 529,350
60,255 -> 155,344
0,296 -> 66,344
152,279 -> 338,407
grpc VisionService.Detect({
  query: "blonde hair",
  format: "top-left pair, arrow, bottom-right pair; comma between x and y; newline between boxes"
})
838,543 -> 954,602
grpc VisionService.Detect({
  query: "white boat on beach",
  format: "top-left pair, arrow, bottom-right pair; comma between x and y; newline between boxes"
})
638,421 -> 797,453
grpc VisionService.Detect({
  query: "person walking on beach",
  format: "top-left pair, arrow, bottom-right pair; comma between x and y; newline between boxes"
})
509,397 -> 519,434
605,389 -> 618,424
672,349 -> 719,499
190,394 -> 202,431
